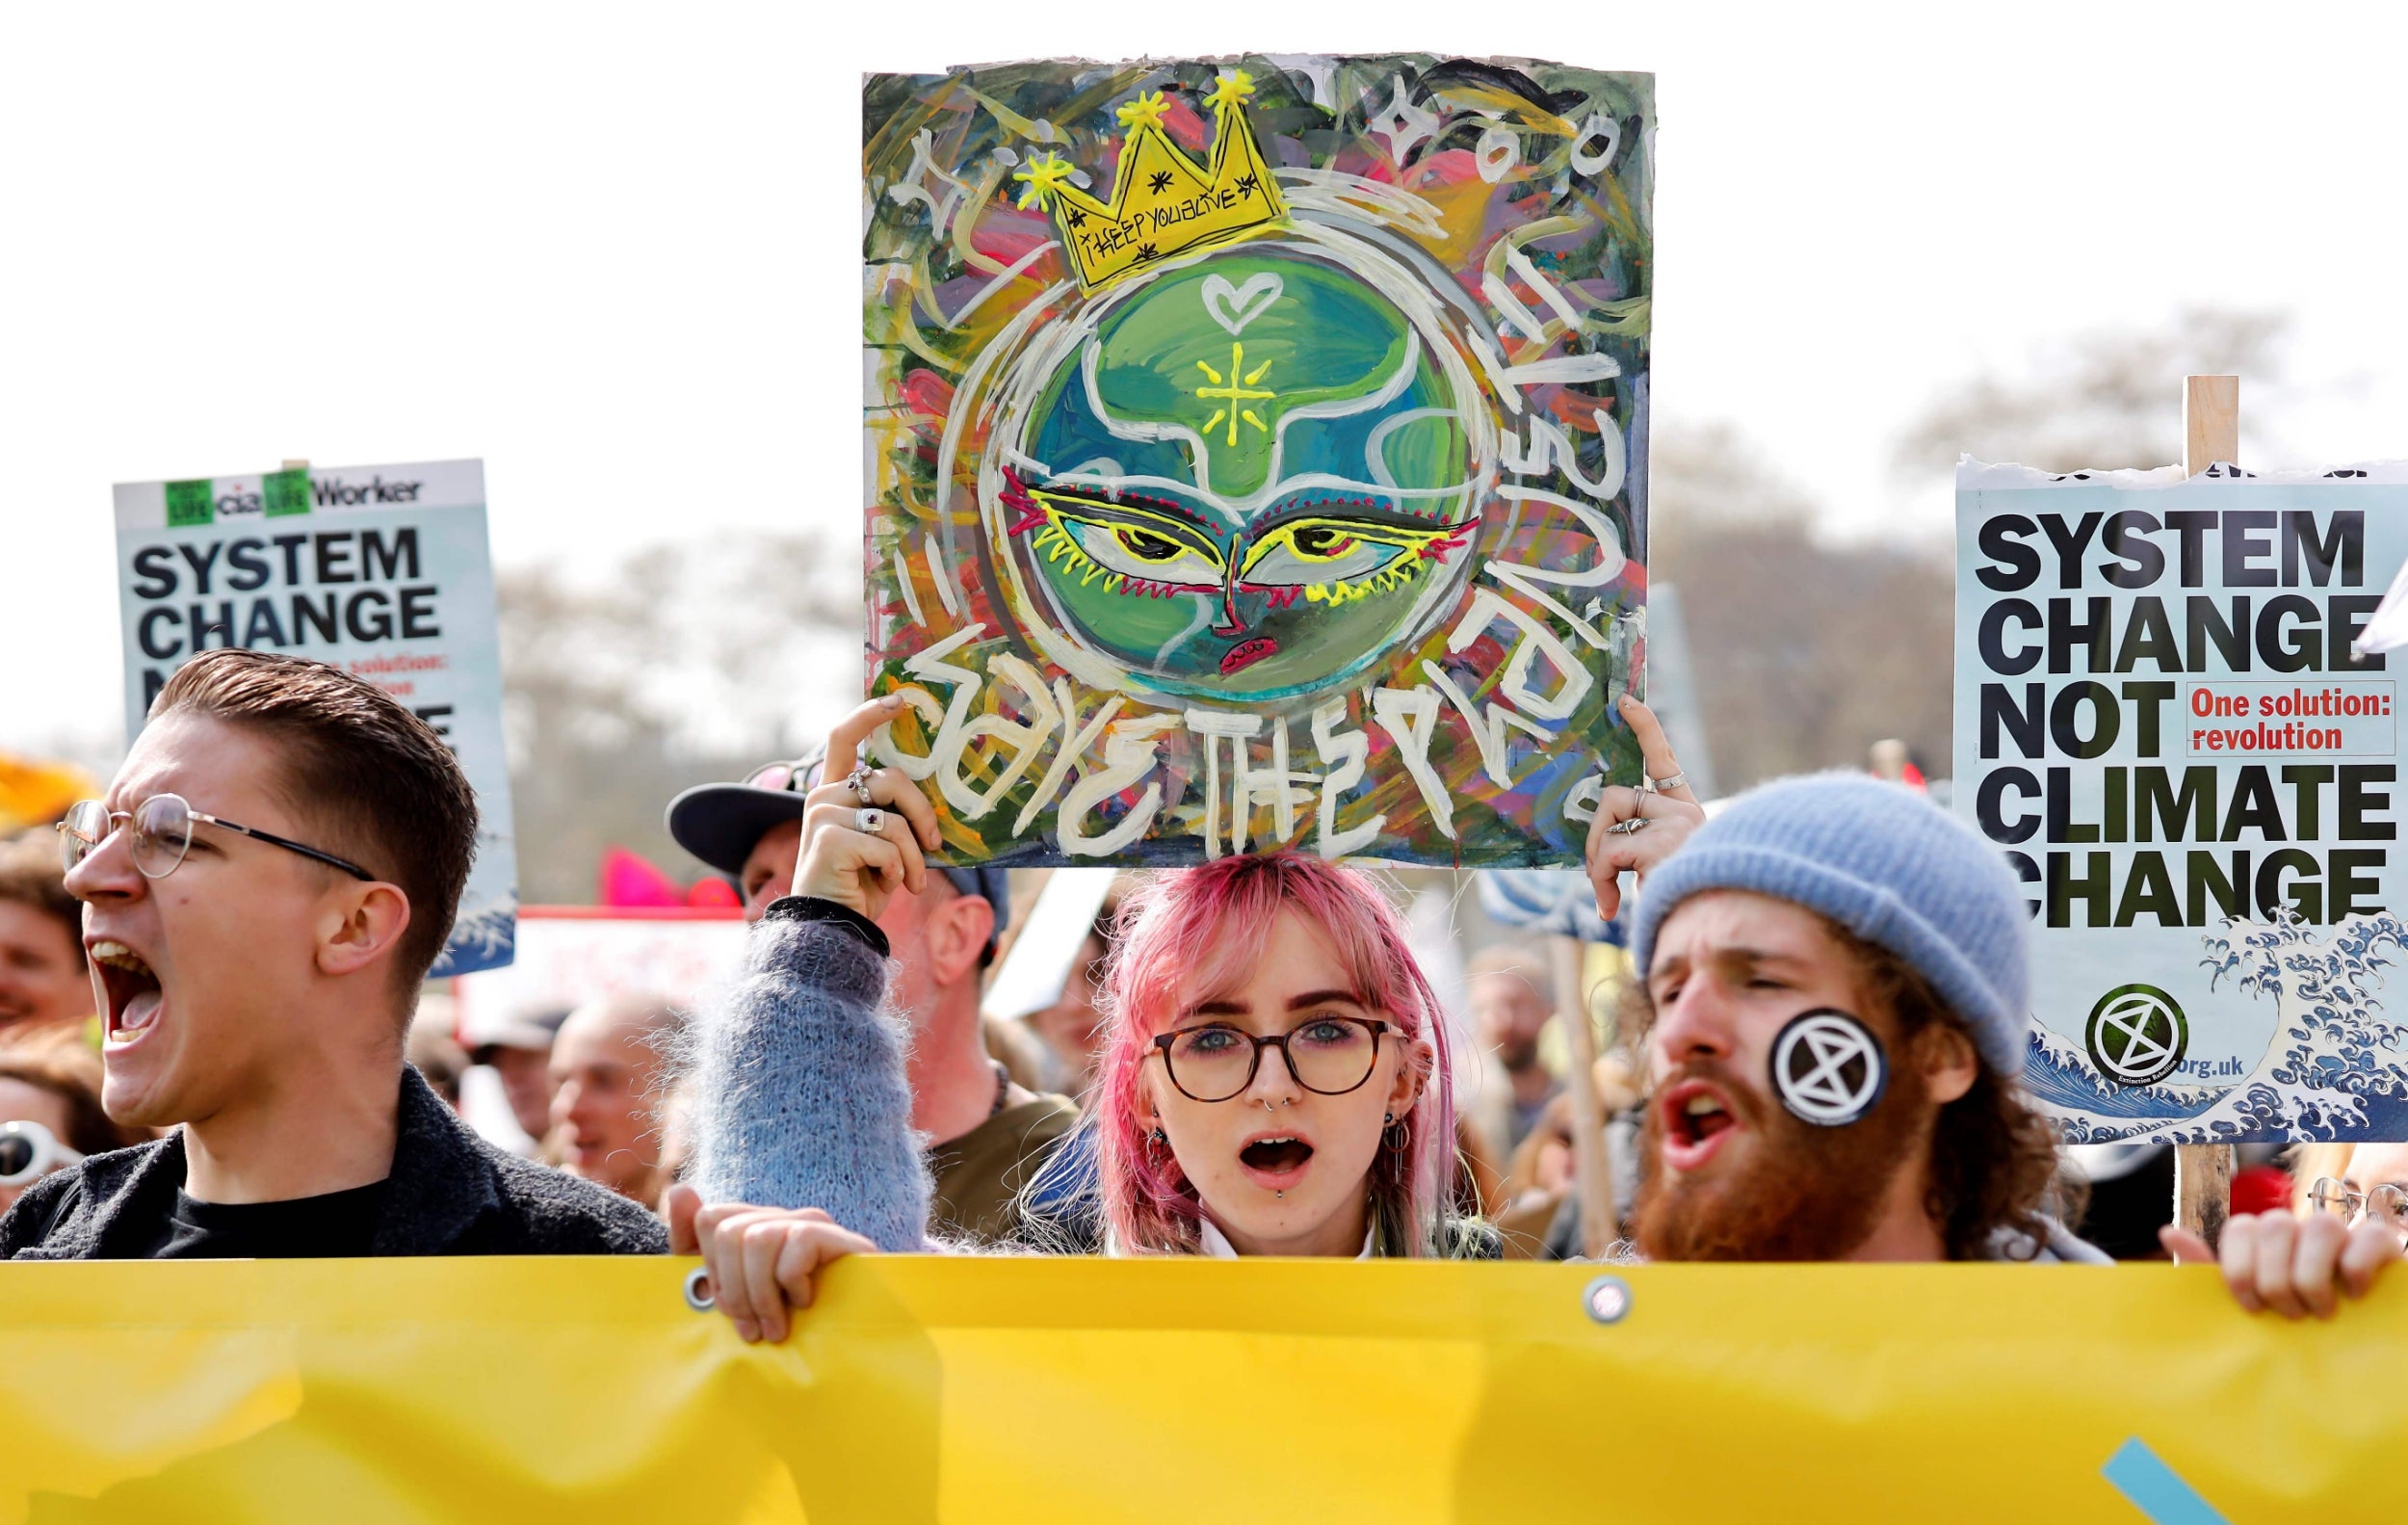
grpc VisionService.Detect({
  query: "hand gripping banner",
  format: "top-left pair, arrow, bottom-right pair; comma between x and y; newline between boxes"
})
0,1257 -> 2398,1521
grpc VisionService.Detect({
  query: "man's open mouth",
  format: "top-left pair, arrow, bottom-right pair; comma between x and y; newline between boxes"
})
1239,1135 -> 1315,1174
89,939 -> 163,1041
1673,1093 -> 1735,1146
1658,1081 -> 1742,1169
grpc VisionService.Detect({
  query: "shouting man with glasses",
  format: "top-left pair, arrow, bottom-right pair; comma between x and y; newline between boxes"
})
1,649 -> 665,1260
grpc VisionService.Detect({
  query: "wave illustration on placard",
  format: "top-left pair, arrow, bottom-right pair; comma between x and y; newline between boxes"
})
2024,910 -> 2408,1143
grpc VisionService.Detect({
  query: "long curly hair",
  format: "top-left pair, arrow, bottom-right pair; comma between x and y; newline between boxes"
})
1088,854 -> 1459,1257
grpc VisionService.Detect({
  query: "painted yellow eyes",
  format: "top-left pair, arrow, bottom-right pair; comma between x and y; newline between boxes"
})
1025,488 -> 1463,600
1239,518 -> 1447,587
1111,527 -> 1189,564
1043,506 -> 1224,587
1284,525 -> 1360,561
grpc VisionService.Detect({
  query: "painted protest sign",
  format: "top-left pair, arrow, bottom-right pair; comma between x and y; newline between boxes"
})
111,460 -> 517,977
1953,460 -> 2408,1142
863,57 -> 1652,866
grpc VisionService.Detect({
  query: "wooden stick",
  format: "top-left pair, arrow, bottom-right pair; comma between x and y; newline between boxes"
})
2174,374 -> 2240,1249
2183,377 -> 2238,477
1551,934 -> 1616,1257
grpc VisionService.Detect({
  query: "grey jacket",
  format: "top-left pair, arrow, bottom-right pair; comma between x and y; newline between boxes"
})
0,1065 -> 666,1259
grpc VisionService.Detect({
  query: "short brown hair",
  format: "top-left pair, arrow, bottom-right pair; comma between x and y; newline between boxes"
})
0,1024 -> 149,1156
0,834 -> 83,968
152,649 -> 479,986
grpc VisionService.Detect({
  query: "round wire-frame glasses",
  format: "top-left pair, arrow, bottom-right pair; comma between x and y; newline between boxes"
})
57,795 -> 375,882
2308,1175 -> 2408,1234
1151,1015 -> 1392,1104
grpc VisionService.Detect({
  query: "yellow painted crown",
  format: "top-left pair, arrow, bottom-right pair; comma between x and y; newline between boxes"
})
1014,71 -> 1287,293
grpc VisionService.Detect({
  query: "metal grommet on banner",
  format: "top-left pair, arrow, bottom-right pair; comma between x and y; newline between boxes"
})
682,1268 -> 716,1313
1582,1275 -> 1633,1326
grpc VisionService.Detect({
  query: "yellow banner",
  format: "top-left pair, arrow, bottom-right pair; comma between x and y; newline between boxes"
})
0,1257 -> 2395,1522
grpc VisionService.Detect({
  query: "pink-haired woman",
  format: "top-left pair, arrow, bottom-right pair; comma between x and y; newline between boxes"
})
1080,849 -> 1481,1260
665,697 -> 1501,1343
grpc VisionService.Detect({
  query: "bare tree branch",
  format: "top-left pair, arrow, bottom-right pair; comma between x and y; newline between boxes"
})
1892,307 -> 2291,478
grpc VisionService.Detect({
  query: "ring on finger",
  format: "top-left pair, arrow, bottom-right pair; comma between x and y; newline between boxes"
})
1649,771 -> 1687,793
1607,816 -> 1649,836
847,762 -> 876,803
851,806 -> 887,835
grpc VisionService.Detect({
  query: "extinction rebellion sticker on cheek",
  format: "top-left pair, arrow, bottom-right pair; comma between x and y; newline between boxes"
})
2186,680 -> 2396,756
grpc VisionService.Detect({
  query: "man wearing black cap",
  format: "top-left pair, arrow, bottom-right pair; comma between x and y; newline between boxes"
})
667,749 -> 1081,1244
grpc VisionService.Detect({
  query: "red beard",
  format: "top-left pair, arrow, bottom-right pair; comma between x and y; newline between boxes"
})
1632,1055 -> 1929,1262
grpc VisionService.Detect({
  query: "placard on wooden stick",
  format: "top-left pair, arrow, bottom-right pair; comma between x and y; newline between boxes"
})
2174,373 -> 2240,1249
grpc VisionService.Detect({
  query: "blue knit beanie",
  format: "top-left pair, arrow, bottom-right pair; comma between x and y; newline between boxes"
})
1628,774 -> 2031,1078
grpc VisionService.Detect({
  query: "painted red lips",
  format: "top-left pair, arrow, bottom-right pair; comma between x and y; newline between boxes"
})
1220,637 -> 1279,674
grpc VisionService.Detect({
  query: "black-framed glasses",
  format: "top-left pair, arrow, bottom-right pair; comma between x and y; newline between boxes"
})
1151,1015 -> 1392,1103
57,795 -> 375,882
2309,1176 -> 2408,1235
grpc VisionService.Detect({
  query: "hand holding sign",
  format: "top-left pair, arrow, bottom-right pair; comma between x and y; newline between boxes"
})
795,696 -> 942,920
1584,695 -> 1708,921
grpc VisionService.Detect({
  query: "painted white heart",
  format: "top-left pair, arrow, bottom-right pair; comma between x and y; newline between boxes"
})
1201,273 -> 1283,336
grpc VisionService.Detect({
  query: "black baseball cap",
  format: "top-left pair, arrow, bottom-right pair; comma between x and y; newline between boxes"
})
665,749 -> 1009,934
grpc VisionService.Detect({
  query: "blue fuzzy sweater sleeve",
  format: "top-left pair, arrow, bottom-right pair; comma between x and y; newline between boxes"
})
688,913 -> 933,1252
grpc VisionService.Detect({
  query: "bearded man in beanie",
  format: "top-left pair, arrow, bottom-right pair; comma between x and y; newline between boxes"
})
1585,714 -> 2401,1309
1592,771 -> 2099,1262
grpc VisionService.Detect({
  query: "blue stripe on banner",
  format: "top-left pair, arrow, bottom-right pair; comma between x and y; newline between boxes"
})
2103,1437 -> 2230,1525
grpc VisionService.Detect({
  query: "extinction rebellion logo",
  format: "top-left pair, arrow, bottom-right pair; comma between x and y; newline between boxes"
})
2084,984 -> 2189,1087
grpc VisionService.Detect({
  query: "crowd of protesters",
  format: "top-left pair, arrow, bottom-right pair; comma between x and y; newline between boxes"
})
3,648 -> 2404,1337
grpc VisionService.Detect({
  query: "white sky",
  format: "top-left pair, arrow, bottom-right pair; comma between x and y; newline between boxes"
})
9,1 -> 2408,762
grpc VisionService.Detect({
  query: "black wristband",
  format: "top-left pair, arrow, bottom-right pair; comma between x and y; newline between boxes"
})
762,895 -> 891,959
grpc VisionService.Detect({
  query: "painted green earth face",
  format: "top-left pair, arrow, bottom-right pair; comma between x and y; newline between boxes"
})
1009,249 -> 1477,700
